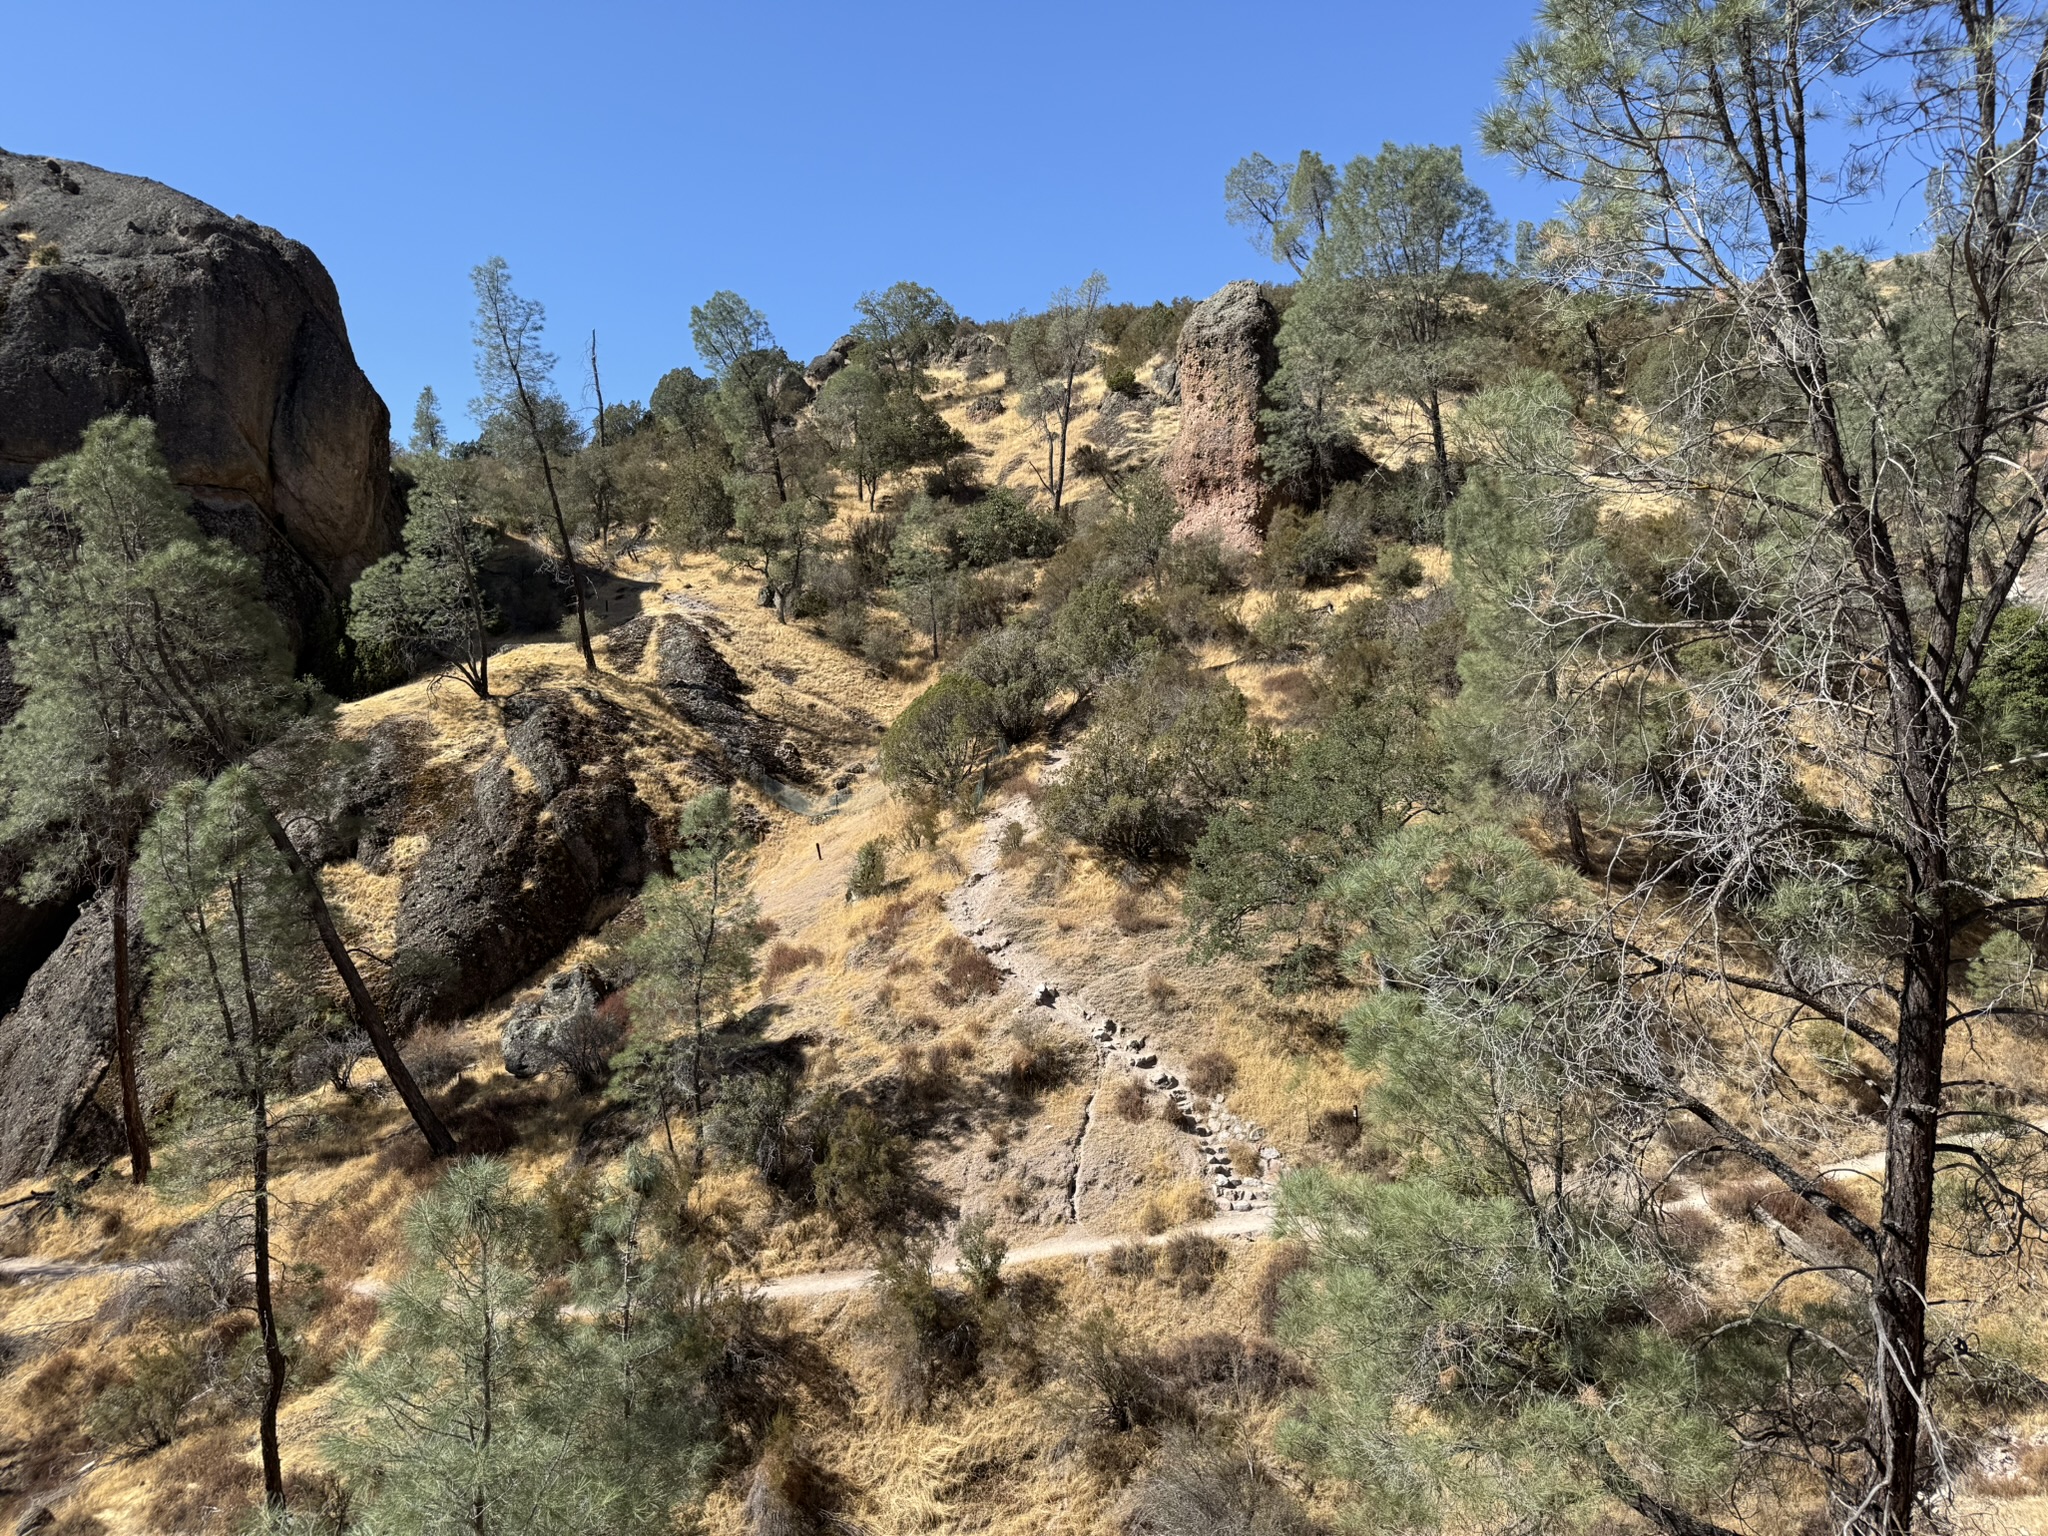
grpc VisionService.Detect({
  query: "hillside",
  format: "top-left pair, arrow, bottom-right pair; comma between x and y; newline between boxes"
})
15,31 -> 2048,1536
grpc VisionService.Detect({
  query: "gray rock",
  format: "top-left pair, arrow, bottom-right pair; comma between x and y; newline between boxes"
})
0,150 -> 399,641
0,888 -> 141,1187
390,689 -> 654,1027
502,967 -> 603,1079
602,614 -> 801,779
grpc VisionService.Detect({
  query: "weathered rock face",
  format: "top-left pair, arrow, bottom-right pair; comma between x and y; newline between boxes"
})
501,966 -> 605,1080
0,150 -> 402,1180
0,890 -> 138,1188
0,149 -> 399,622
389,689 -> 656,1028
1161,281 -> 1279,553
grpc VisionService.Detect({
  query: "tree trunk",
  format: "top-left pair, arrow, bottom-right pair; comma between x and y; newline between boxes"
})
536,453 -> 597,672
109,852 -> 151,1184
1868,919 -> 1948,1535
1560,794 -> 1592,877
252,1090 -> 287,1508
1426,387 -> 1451,506
255,801 -> 458,1157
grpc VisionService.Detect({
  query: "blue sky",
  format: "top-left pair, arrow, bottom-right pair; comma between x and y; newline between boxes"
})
3,1 -> 1880,435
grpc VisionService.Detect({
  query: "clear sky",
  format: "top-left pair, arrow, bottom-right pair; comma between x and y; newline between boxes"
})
7,3 -> 1620,433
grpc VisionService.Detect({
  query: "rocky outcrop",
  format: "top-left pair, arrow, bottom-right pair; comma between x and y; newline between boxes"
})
389,689 -> 656,1027
0,149 -> 399,640
604,613 -> 802,780
1161,281 -> 1279,554
0,890 -> 139,1188
0,150 -> 403,1176
806,333 -> 859,387
501,966 -> 605,1080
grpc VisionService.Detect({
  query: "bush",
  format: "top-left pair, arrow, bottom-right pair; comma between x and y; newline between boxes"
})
861,620 -> 906,677
1158,1231 -> 1227,1296
1120,1429 -> 1311,1536
292,1029 -> 370,1093
1104,361 -> 1141,397
1006,1018 -> 1074,1095
1374,541 -> 1424,590
931,934 -> 1004,1007
865,1241 -> 980,1418
88,1341 -> 202,1453
848,839 -> 889,899
955,1215 -> 1008,1301
957,626 -> 1060,745
1111,1078 -> 1150,1121
948,487 -> 1062,567
1185,1051 -> 1237,1097
1051,577 -> 1148,687
705,1068 -> 807,1185
1104,1239 -> 1156,1278
1041,661 -> 1265,861
1150,583 -> 1244,648
879,673 -> 1001,805
552,992 -> 628,1093
821,602 -> 869,653
814,1105 -> 912,1231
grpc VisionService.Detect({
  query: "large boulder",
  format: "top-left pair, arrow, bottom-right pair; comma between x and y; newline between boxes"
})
1161,281 -> 1279,553
0,149 -> 399,640
501,966 -> 608,1081
0,890 -> 138,1188
0,150 -> 400,1183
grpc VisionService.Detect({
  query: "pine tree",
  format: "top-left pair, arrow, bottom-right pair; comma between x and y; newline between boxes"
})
472,257 -> 597,671
1,415 -> 457,1159
352,443 -> 498,698
141,768 -> 325,1509
614,790 -> 767,1172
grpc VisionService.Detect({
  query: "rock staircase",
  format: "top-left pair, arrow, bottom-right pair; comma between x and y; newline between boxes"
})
945,750 -> 1284,1216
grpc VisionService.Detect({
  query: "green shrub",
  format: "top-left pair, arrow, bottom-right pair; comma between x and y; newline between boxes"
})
948,487 -> 1062,567
1374,541 -> 1424,590
1104,362 -> 1141,397
815,1104 -> 912,1230
879,673 -> 1001,805
955,1215 -> 1008,1301
88,1341 -> 201,1453
1052,578 -> 1148,687
1042,661 -> 1266,860
958,626 -> 1060,744
848,839 -> 889,898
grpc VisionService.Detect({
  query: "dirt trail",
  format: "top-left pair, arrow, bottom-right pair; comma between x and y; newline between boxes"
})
946,749 -> 1286,1218
755,1208 -> 1274,1300
4,748 -> 1299,1312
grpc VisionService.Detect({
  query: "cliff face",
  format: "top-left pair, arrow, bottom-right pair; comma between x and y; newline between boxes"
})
0,149 -> 399,626
0,149 -> 401,1185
